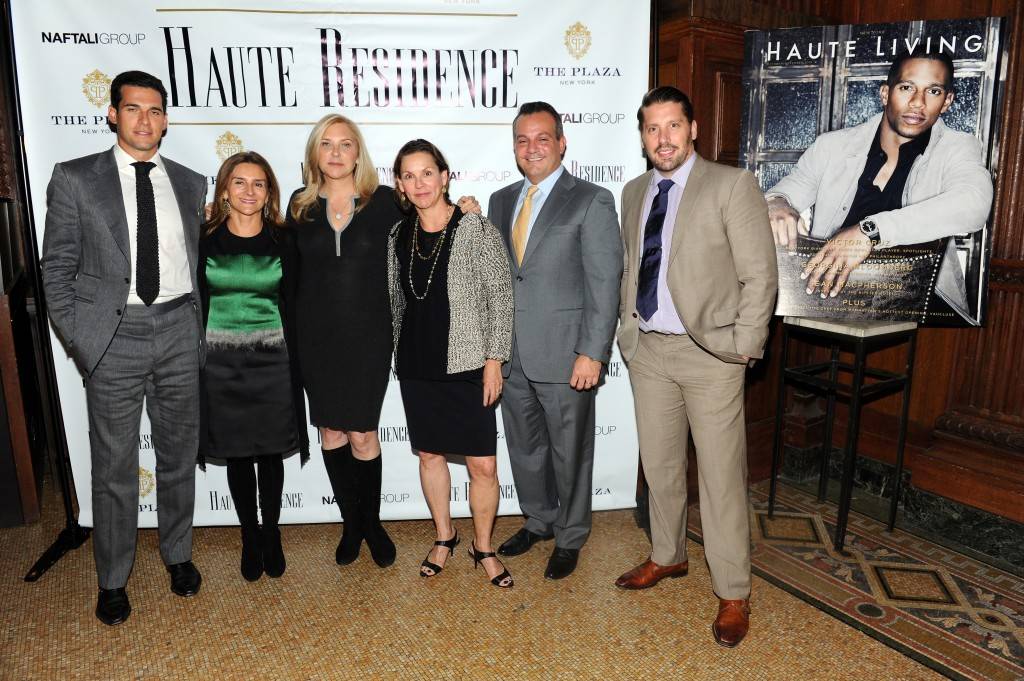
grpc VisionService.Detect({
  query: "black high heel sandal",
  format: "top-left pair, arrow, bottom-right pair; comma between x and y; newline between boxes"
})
469,543 -> 514,588
420,531 -> 460,577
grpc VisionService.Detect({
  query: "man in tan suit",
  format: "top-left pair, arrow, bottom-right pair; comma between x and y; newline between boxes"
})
614,86 -> 777,648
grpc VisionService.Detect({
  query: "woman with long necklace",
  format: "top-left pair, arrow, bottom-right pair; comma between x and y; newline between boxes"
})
199,151 -> 308,581
388,139 -> 515,588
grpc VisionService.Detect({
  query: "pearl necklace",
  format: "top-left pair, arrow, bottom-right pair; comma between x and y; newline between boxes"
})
408,209 -> 453,300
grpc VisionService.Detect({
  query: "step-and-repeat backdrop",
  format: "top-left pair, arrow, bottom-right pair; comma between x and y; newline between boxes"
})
11,1 -> 649,526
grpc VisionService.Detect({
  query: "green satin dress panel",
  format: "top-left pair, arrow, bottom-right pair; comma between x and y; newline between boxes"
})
205,253 -> 284,349
198,224 -> 302,460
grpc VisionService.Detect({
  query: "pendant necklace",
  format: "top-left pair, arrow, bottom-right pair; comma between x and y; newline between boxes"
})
409,207 -> 453,300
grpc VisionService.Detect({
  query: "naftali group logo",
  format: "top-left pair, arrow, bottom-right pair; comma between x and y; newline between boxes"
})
215,131 -> 244,161
81,69 -> 111,108
564,22 -> 592,59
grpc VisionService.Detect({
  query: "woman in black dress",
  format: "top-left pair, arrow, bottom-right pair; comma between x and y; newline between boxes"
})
199,151 -> 308,581
388,140 -> 515,588
288,115 -> 482,569
287,114 -> 399,568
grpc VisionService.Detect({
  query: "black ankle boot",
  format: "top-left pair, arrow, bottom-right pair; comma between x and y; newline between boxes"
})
323,444 -> 362,565
227,458 -> 263,582
353,454 -> 396,568
262,526 -> 285,578
258,454 -> 286,578
240,525 -> 264,582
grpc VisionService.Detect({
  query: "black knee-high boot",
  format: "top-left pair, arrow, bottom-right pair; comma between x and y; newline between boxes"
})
353,454 -> 396,567
258,454 -> 285,577
323,444 -> 362,564
226,458 -> 263,582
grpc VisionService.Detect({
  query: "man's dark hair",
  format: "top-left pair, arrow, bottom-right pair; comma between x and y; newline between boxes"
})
637,86 -> 695,130
513,101 -> 564,139
110,70 -> 168,111
886,47 -> 955,92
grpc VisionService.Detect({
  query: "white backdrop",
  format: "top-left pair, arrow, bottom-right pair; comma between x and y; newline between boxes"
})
11,0 -> 649,526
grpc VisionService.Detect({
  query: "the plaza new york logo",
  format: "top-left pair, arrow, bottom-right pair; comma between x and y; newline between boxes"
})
215,131 -> 244,161
138,467 -> 155,498
564,22 -> 592,60
81,69 -> 111,108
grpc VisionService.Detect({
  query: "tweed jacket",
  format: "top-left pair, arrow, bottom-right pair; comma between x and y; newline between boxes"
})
388,211 -> 514,374
767,113 -> 993,320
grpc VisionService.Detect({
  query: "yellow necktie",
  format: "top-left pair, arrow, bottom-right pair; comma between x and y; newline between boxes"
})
512,185 -> 539,266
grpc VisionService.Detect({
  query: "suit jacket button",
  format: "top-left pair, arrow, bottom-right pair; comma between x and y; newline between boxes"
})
116,309 -> 122,316
632,312 -> 638,318
516,276 -> 523,282
124,277 -> 130,284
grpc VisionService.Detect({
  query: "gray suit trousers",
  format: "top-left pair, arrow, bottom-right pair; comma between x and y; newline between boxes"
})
501,347 -> 595,549
86,300 -> 200,589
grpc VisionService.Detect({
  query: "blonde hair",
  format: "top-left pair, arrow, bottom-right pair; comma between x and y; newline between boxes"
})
203,151 -> 283,236
289,113 -> 378,222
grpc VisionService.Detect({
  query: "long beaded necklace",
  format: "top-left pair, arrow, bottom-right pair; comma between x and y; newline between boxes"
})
408,207 -> 453,300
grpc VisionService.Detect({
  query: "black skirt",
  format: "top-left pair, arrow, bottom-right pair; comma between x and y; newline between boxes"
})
399,379 -> 496,457
204,345 -> 299,459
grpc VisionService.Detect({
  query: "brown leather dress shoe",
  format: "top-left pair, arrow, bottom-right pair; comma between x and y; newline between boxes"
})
712,598 -> 751,648
614,559 -> 688,589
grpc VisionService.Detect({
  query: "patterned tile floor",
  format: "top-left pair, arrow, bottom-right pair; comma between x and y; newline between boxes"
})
687,483 -> 1024,681
0,481 -> 945,680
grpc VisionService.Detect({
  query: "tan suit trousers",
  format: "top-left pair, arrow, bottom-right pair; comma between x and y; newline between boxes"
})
628,331 -> 751,600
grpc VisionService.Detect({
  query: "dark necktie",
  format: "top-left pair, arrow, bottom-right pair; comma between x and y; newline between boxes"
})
132,161 -> 159,306
636,178 -> 675,321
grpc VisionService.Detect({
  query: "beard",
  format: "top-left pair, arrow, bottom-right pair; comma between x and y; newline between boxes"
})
647,144 -> 687,172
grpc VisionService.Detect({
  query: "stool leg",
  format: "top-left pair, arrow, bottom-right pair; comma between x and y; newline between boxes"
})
818,342 -> 841,502
888,331 -> 917,532
768,325 -> 790,518
835,340 -> 867,553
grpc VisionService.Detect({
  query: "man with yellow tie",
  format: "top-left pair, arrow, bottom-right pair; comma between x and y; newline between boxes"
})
487,101 -> 623,580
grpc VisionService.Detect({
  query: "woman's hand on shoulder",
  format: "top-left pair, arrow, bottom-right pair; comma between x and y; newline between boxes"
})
456,195 -> 481,215
482,359 -> 503,406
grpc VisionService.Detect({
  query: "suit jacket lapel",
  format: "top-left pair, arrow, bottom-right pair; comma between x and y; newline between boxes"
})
164,159 -> 199,274
625,171 -> 652,284
667,154 -> 708,267
91,150 -> 130,263
521,170 -> 574,267
498,181 -> 523,272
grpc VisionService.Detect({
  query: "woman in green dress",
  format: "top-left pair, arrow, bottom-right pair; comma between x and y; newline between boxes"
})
199,151 -> 308,581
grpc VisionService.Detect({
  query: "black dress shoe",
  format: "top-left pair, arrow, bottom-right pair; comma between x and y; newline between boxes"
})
96,588 -> 131,626
544,547 -> 580,580
497,527 -> 554,557
167,561 -> 202,597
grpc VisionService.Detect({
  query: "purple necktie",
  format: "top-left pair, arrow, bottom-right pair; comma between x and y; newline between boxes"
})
636,178 -> 674,321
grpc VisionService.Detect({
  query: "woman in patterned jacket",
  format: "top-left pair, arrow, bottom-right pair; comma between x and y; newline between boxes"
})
387,139 -> 515,588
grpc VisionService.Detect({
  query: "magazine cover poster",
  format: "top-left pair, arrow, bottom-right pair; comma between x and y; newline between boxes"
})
740,18 -> 1005,326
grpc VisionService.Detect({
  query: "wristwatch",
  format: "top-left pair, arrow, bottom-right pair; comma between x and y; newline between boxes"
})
858,219 -> 880,246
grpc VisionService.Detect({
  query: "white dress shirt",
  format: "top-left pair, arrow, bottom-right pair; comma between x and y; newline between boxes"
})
113,144 -> 192,304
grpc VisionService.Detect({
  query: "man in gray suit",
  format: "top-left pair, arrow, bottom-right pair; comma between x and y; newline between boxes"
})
41,71 -> 207,625
488,101 -> 623,580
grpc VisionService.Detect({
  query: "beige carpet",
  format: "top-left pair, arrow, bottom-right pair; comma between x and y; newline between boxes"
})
0,483 -> 941,680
